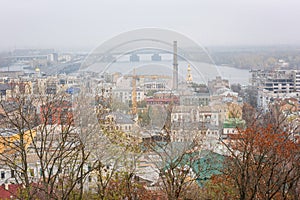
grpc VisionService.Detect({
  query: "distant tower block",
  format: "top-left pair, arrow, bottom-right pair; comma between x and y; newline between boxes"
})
172,41 -> 178,90
187,64 -> 193,84
130,53 -> 140,62
151,53 -> 161,61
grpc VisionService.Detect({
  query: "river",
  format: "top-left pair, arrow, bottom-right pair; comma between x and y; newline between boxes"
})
2,60 -> 251,85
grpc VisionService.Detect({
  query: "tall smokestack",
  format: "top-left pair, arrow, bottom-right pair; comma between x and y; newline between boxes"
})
173,41 -> 178,90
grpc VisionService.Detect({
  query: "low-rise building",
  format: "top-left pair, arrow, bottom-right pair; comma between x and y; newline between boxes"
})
222,118 -> 245,138
0,129 -> 37,154
208,76 -> 230,95
102,111 -> 135,132
145,91 -> 179,105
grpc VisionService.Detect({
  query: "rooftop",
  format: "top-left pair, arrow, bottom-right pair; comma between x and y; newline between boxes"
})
223,118 -> 245,129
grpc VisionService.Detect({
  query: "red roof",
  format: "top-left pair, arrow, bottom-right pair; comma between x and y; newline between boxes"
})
0,184 -> 21,199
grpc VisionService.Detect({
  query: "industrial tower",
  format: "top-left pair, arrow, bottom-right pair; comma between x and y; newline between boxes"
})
172,41 -> 178,90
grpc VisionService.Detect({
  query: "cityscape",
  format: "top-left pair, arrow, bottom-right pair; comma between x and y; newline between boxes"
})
0,1 -> 300,200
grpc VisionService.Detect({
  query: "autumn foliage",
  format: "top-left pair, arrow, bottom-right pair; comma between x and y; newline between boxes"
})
222,125 -> 300,200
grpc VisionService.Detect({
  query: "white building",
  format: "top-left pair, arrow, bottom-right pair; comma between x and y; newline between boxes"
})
113,88 -> 145,104
251,70 -> 300,111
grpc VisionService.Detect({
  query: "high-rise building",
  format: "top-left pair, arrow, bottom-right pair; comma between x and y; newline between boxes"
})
250,69 -> 300,110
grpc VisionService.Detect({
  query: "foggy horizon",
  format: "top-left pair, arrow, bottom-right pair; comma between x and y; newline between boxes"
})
1,0 -> 300,52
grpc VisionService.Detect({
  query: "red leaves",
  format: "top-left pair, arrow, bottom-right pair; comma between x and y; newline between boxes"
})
224,124 -> 300,199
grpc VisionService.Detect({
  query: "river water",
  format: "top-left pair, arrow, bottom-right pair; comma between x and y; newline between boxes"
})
2,60 -> 251,85
97,60 -> 251,85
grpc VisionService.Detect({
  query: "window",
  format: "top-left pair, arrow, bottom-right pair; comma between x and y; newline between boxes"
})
48,115 -> 53,124
1,171 -> 5,179
11,170 -> 15,178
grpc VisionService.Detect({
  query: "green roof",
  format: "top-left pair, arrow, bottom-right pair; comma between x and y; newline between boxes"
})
163,147 -> 225,187
191,151 -> 224,187
223,118 -> 245,128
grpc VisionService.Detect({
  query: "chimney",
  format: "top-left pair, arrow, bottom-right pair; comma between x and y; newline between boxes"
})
172,41 -> 178,90
4,183 -> 9,190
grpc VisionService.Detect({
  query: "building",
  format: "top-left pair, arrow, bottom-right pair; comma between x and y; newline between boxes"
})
251,70 -> 300,93
171,122 -> 220,143
9,49 -> 56,62
145,91 -> 179,105
180,93 -> 210,106
102,111 -> 135,132
170,105 -> 221,142
171,106 -> 219,125
143,80 -> 168,91
0,84 -> 10,99
0,129 -> 36,154
208,76 -> 230,95
251,69 -> 300,110
40,100 -> 73,125
113,88 -> 145,105
257,89 -> 300,111
0,80 -> 32,99
292,70 -> 300,91
222,118 -> 245,138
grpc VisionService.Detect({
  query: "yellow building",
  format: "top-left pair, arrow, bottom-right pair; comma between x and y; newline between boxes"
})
0,129 -> 36,154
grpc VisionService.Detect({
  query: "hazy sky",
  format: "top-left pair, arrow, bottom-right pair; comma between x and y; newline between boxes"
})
1,0 -> 300,51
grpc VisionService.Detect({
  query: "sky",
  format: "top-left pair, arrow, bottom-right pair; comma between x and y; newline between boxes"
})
1,0 -> 300,51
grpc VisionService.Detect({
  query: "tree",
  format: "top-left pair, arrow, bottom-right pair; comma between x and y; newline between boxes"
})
137,100 -> 147,108
88,92 -> 146,200
230,83 -> 242,95
227,102 -> 242,119
148,141 -> 196,200
110,98 -> 130,112
146,90 -> 158,97
1,78 -> 165,199
144,134 -> 223,200
138,109 -> 151,127
87,140 -> 142,200
241,86 -> 258,109
221,124 -> 300,200
0,89 -> 96,199
241,103 -> 257,127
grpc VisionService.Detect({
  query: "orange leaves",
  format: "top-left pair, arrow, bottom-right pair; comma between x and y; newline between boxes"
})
224,123 -> 300,199
229,124 -> 298,159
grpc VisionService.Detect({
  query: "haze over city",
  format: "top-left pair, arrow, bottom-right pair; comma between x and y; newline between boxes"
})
1,0 -> 300,51
0,1 -> 300,199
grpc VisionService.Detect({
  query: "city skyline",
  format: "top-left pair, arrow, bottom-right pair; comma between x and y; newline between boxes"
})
0,1 -> 300,197
1,0 -> 300,51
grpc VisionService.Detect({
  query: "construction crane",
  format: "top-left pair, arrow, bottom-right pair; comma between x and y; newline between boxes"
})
124,69 -> 171,116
